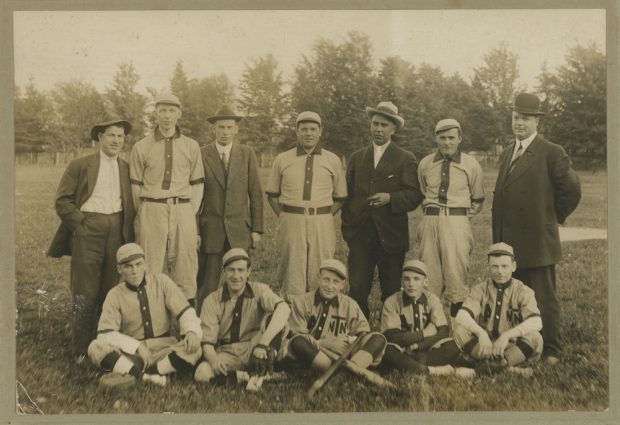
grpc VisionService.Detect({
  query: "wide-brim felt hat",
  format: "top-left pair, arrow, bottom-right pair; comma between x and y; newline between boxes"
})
510,92 -> 545,116
90,115 -> 132,141
365,101 -> 405,130
207,105 -> 244,124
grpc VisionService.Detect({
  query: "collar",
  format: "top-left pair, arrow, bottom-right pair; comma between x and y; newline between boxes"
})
154,125 -> 181,141
99,150 -> 118,162
221,281 -> 255,302
515,132 -> 537,151
492,278 -> 513,291
432,149 -> 462,163
215,142 -> 233,154
313,290 -> 340,307
296,143 -> 322,156
373,140 -> 391,152
125,276 -> 147,292
402,291 -> 427,306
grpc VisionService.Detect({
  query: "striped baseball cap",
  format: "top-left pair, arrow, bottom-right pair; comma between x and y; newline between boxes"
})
222,248 -> 251,269
402,259 -> 428,276
116,243 -> 145,265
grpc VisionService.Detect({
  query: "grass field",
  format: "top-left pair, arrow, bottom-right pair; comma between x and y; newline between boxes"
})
14,165 -> 608,414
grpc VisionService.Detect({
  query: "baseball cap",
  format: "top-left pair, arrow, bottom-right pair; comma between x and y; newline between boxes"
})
435,118 -> 461,134
296,111 -> 321,127
402,259 -> 428,277
320,259 -> 347,280
116,243 -> 145,265
487,242 -> 514,258
155,92 -> 182,108
222,248 -> 250,269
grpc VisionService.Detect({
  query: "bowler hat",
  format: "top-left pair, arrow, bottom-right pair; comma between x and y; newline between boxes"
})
154,92 -> 182,108
320,259 -> 347,280
222,248 -> 250,269
365,101 -> 405,130
511,93 -> 545,116
90,113 -> 132,142
207,105 -> 243,124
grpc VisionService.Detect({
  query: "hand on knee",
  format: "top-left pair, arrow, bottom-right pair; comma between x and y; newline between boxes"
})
194,361 -> 215,383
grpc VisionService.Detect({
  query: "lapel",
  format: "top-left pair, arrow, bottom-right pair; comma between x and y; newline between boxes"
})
374,142 -> 398,176
503,135 -> 541,188
225,144 -> 241,189
118,158 -> 128,205
85,152 -> 101,200
496,143 -> 516,189
360,145 -> 374,176
205,144 -> 227,189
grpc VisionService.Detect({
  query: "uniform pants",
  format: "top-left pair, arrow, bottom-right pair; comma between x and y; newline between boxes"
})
135,201 -> 198,300
196,238 -> 233,315
277,212 -> 336,301
286,332 -> 386,367
514,265 -> 560,355
70,211 -> 123,356
381,339 -> 461,374
347,220 -> 404,319
453,326 -> 543,365
414,215 -> 473,304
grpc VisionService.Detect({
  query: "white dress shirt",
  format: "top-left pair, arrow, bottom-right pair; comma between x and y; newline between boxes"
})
373,140 -> 391,168
80,151 -> 122,214
215,142 -> 233,166
512,132 -> 537,162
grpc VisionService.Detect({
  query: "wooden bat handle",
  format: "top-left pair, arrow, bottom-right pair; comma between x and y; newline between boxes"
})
321,348 -> 396,389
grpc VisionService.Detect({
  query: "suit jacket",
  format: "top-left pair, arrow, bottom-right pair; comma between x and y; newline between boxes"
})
492,134 -> 581,268
47,152 -> 135,258
199,143 -> 263,254
341,142 -> 423,254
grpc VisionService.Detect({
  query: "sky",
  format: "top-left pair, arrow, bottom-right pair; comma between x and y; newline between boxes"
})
12,9 -> 606,95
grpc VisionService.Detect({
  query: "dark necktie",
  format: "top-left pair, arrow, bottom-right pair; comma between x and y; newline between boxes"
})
507,142 -> 523,174
220,151 -> 229,173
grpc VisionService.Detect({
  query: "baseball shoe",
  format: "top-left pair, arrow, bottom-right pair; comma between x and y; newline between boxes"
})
99,373 -> 136,389
454,367 -> 477,378
506,366 -> 534,378
427,365 -> 455,376
475,359 -> 507,377
543,355 -> 560,366
142,373 -> 167,386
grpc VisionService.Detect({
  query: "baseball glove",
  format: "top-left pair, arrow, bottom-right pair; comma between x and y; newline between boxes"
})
248,343 -> 275,376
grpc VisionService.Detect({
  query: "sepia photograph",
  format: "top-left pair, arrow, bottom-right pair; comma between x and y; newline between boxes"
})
4,1 -> 614,421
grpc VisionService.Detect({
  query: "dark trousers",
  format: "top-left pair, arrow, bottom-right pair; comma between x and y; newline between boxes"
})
347,221 -> 404,319
381,340 -> 461,374
70,212 -> 123,356
196,238 -> 231,315
514,264 -> 560,355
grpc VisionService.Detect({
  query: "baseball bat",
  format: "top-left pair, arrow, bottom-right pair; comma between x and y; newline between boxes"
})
307,333 -> 366,397
322,348 -> 395,390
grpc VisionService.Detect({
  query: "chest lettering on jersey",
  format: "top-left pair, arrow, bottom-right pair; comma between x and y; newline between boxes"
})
327,315 -> 347,336
507,307 -> 523,326
307,315 -> 317,332
483,304 -> 492,323
400,314 -> 411,331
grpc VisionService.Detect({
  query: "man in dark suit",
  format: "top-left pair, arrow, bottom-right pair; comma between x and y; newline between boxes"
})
492,92 -> 581,365
196,106 -> 263,313
48,115 -> 135,359
342,101 -> 423,319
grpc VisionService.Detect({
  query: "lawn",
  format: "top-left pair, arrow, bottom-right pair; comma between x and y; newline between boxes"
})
14,165 -> 608,414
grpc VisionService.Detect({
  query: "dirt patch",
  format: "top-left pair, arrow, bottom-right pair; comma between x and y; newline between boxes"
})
560,227 -> 607,242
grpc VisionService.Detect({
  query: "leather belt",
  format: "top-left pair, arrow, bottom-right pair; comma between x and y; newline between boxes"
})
424,207 -> 468,216
142,197 -> 190,204
281,204 -> 332,215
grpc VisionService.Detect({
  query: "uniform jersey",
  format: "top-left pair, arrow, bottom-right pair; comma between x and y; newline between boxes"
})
200,281 -> 285,346
461,278 -> 541,339
289,290 -> 370,339
381,290 -> 447,334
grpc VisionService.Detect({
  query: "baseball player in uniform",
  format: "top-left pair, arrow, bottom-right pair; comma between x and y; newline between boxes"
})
287,259 -> 387,372
194,248 -> 291,383
453,242 -> 543,375
266,111 -> 347,301
415,118 -> 484,319
130,93 -> 205,304
380,260 -> 463,376
87,243 -> 202,387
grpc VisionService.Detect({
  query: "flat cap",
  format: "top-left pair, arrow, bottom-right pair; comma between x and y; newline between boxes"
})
296,111 -> 321,127
402,259 -> 428,277
435,118 -> 461,134
155,92 -> 182,108
487,242 -> 514,258
116,243 -> 145,265
222,248 -> 250,269
320,259 -> 347,280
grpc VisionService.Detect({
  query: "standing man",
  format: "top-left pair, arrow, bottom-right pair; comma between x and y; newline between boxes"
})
492,92 -> 581,365
341,101 -> 423,319
196,105 -> 263,313
48,114 -> 135,359
266,111 -> 347,301
415,118 -> 485,320
130,93 -> 205,305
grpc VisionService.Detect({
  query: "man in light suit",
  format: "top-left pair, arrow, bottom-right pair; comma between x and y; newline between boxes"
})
48,114 -> 135,359
492,92 -> 581,365
341,101 -> 423,319
196,106 -> 263,313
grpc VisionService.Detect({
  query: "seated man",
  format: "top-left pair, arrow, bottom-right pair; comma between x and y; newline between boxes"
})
380,259 -> 463,376
88,243 -> 202,387
453,242 -> 543,375
194,248 -> 291,383
287,259 -> 386,372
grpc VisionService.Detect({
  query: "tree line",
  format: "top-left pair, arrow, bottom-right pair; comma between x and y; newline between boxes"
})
14,31 -> 606,163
